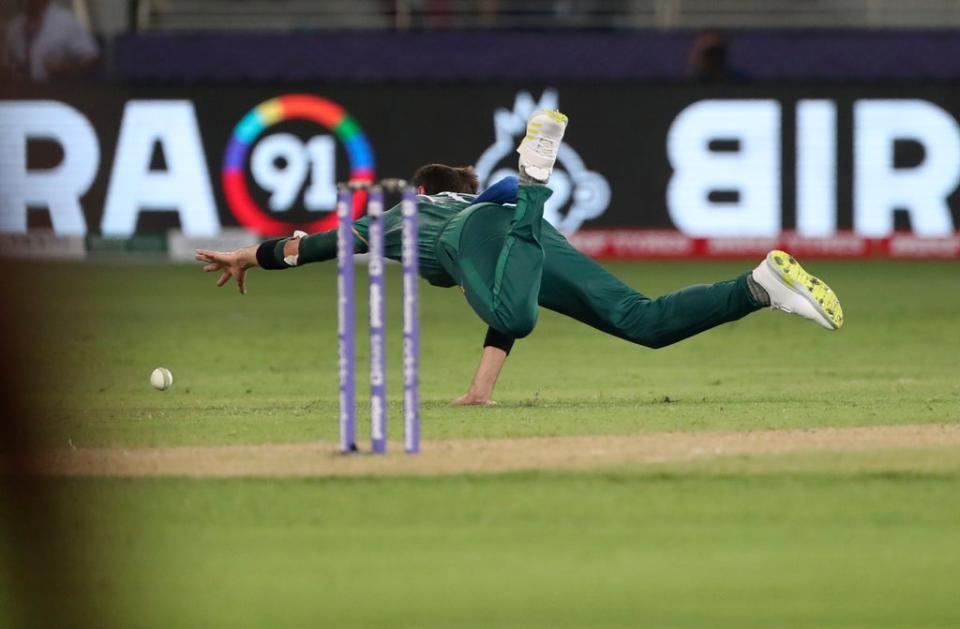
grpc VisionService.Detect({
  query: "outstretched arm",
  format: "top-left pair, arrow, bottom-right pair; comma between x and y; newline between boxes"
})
452,328 -> 516,406
449,178 -> 537,405
195,245 -> 258,294
195,227 -> 356,293
452,346 -> 508,406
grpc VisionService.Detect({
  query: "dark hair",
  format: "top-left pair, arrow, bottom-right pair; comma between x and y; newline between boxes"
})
412,164 -> 479,195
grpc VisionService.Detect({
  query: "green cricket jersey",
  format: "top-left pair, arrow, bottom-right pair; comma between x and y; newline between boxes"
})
267,185 -> 762,348
288,192 -> 480,288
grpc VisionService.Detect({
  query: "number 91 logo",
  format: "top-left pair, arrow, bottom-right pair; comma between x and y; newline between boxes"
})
222,94 -> 375,236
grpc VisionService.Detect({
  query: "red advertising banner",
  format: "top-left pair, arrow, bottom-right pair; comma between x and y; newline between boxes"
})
570,230 -> 960,259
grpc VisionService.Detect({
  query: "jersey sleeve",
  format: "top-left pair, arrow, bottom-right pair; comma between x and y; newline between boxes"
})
257,218 -> 369,270
294,220 -> 370,264
483,327 -> 516,354
295,230 -> 339,264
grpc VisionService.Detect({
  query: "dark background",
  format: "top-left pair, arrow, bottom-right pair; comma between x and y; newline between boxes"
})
6,83 -> 960,235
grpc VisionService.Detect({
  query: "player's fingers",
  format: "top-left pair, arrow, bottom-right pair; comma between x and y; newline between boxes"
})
237,269 -> 247,295
216,271 -> 231,287
202,263 -> 220,273
196,249 -> 228,263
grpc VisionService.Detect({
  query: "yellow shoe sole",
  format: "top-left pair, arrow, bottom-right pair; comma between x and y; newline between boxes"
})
544,110 -> 568,124
525,110 -> 568,141
768,250 -> 844,330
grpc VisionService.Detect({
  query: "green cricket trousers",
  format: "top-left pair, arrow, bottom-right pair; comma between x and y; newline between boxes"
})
436,185 -> 762,347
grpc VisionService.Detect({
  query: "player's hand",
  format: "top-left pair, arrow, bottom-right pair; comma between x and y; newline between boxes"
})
451,393 -> 498,406
195,248 -> 255,295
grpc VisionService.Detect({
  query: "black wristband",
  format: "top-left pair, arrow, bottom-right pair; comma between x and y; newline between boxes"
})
256,238 -> 287,270
484,327 -> 516,355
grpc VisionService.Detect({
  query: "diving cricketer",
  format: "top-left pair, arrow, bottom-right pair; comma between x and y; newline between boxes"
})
196,110 -> 844,405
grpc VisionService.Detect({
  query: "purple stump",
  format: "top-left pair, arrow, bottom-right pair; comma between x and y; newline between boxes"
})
336,185 -> 357,453
401,187 -> 420,454
367,187 -> 387,454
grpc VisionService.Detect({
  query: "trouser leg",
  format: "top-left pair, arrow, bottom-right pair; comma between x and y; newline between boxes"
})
537,226 -> 762,348
439,185 -> 553,338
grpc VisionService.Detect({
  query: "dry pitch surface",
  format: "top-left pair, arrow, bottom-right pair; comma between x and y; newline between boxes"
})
24,423 -> 960,477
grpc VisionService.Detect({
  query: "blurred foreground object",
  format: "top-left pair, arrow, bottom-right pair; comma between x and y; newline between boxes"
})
5,0 -> 99,82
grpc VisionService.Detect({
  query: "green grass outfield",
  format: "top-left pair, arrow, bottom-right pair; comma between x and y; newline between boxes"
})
2,260 -> 959,628
4,472 -> 960,629
8,260 -> 960,447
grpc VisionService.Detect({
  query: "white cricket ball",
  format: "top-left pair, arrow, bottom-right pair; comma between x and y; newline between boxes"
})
150,367 -> 174,391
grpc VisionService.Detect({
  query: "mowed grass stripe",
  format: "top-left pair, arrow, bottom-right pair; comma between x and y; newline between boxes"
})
3,472 -> 959,628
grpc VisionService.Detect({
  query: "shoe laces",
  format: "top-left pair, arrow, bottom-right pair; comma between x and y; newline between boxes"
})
531,136 -> 557,157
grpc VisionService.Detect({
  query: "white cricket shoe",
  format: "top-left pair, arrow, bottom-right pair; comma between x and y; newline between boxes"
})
752,250 -> 844,330
516,109 -> 568,183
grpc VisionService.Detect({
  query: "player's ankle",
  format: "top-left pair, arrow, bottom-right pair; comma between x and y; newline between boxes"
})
745,274 -> 770,306
518,167 -> 548,185
519,165 -> 551,184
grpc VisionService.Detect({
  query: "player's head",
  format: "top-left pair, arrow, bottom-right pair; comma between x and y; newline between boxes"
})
412,164 -> 479,195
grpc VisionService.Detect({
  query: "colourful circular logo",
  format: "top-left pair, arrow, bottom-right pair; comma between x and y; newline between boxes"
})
222,94 -> 375,236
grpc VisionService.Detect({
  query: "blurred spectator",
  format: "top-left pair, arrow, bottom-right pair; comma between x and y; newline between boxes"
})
477,0 -> 500,26
425,0 -> 453,29
687,29 -> 747,84
4,0 -> 99,82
